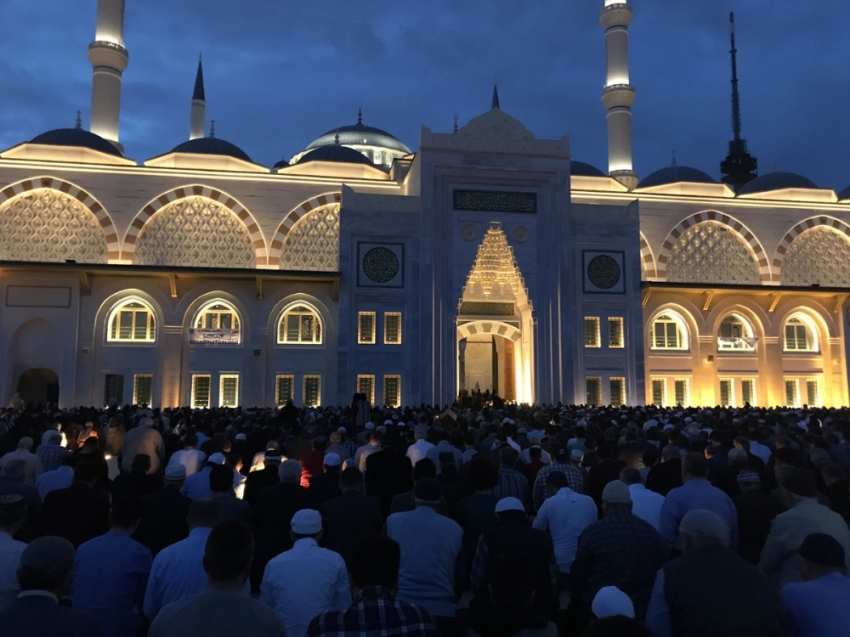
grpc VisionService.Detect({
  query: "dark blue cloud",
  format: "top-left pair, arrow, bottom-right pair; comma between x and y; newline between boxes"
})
0,0 -> 848,189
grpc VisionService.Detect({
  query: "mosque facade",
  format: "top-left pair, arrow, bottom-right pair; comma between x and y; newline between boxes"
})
2,0 -> 850,410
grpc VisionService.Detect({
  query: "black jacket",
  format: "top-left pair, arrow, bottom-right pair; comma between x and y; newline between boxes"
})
309,468 -> 342,505
0,594 -> 103,637
41,482 -> 109,548
320,491 -> 382,565
134,484 -> 191,556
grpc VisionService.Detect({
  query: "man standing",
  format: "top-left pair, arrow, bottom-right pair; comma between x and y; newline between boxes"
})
261,509 -> 350,637
35,431 -> 66,474
133,463 -> 191,557
309,452 -> 342,504
209,465 -> 251,523
0,495 -> 27,611
405,426 -> 434,466
121,417 -> 165,475
620,467 -> 664,531
355,431 -> 383,472
532,445 -> 586,511
41,463 -> 109,548
0,438 -> 42,484
243,449 -> 281,508
168,433 -> 206,477
182,453 -> 226,501
570,481 -> 668,620
532,471 -> 597,584
308,536 -> 438,637
645,444 -> 683,497
320,467 -> 382,564
35,455 -> 75,500
493,447 -> 529,509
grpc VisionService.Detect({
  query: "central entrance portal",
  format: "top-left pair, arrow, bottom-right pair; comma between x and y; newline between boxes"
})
459,332 -> 516,401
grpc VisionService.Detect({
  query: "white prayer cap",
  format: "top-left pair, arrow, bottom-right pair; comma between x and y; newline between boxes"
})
592,586 -> 635,619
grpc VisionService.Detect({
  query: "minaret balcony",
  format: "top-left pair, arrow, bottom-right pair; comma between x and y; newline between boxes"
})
87,40 -> 129,71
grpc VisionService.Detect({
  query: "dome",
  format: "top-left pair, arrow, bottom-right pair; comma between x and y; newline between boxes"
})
170,137 -> 252,163
738,172 -> 817,195
637,166 -> 716,189
296,144 -> 375,167
306,122 -> 411,154
571,161 -> 606,177
30,127 -> 122,157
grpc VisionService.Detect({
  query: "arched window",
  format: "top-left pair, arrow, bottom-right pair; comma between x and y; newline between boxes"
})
193,301 -> 241,345
784,316 -> 818,352
718,315 -> 754,351
651,313 -> 687,350
278,305 -> 322,344
107,300 -> 156,342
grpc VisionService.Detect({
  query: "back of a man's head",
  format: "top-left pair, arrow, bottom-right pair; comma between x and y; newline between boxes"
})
278,459 -> 302,484
131,453 -> 152,474
349,536 -> 401,591
188,498 -> 221,530
499,446 -> 519,466
619,467 -> 642,487
111,495 -> 145,530
412,458 -> 437,482
209,464 -> 234,493
0,459 -> 26,483
682,452 -> 708,479
203,520 -> 254,584
661,444 -> 680,462
679,509 -> 730,550
17,536 -> 76,594
339,467 -> 363,492
783,468 -> 819,500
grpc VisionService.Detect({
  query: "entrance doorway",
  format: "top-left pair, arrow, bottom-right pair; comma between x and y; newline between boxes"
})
459,334 -> 515,401
17,368 -> 59,406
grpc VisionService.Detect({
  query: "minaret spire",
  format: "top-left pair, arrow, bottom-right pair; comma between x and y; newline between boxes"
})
190,55 -> 206,140
88,0 -> 128,151
357,104 -> 362,125
720,12 -> 757,189
491,83 -> 500,110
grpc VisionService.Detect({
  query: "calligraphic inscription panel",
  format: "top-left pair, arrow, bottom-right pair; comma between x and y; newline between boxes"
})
453,190 -> 537,214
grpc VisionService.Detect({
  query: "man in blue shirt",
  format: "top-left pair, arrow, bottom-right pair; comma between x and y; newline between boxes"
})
72,495 -> 152,637
658,452 -> 738,549
781,533 -> 850,637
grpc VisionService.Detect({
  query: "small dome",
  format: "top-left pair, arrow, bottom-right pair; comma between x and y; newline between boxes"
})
306,122 -> 410,154
738,172 -> 817,195
571,161 -> 606,177
272,157 -> 289,170
638,166 -> 716,189
171,137 -> 252,163
296,144 -> 375,167
30,128 -> 122,157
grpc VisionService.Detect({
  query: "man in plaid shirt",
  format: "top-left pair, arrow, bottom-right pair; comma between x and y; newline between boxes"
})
308,536 -> 437,637
493,447 -> 530,510
532,444 -> 586,511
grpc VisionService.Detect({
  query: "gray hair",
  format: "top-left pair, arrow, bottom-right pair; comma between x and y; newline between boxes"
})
728,448 -> 748,466
679,509 -> 730,549
661,445 -> 680,462
278,459 -> 302,484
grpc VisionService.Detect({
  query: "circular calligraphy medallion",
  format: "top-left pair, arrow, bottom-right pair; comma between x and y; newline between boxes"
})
587,254 -> 621,290
363,247 -> 400,283
514,226 -> 529,243
461,224 -> 479,241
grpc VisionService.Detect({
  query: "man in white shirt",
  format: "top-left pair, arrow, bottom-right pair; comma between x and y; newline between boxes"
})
0,438 -> 42,485
168,434 -> 206,478
405,426 -> 434,466
260,509 -> 350,637
0,495 -> 27,612
425,432 -> 462,472
620,467 -> 664,531
532,471 -> 597,579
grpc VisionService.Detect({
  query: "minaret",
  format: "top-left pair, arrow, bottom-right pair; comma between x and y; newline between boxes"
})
190,56 -> 206,140
491,83 -> 500,110
720,13 -> 758,189
600,0 -> 637,189
88,0 -> 128,149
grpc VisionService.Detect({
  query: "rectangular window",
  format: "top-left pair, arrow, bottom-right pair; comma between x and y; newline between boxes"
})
191,374 -> 211,409
383,375 -> 401,408
357,374 -> 375,404
104,374 -> 124,406
585,377 -> 601,406
651,378 -> 666,406
742,378 -> 756,406
358,312 -> 376,344
674,378 -> 689,406
608,317 -> 624,348
785,379 -> 799,408
609,377 -> 625,407
133,374 -> 153,406
275,375 -> 294,406
384,312 -> 402,345
584,317 -> 600,348
806,379 -> 820,407
303,375 -> 322,407
719,379 -> 734,407
219,374 -> 239,407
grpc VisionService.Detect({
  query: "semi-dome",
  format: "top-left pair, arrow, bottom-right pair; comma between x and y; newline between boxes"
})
31,127 -> 123,157
571,161 -> 606,177
296,144 -> 375,166
170,137 -> 252,163
738,171 -> 817,195
637,166 -> 716,189
306,122 -> 411,154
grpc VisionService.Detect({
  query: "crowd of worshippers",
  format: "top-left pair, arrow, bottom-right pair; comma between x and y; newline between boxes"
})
0,400 -> 849,637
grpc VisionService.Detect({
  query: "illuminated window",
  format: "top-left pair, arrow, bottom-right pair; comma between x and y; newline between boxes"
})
384,312 -> 402,345
275,375 -> 294,406
674,379 -> 689,406
383,375 -> 401,407
608,317 -> 624,348
278,305 -> 322,344
718,315 -> 754,351
652,314 -> 686,350
584,317 -> 600,348
742,379 -> 756,405
191,374 -> 211,408
651,378 -> 666,406
784,316 -> 817,352
133,374 -> 153,406
373,151 -> 382,164
104,374 -> 124,406
108,300 -> 156,342
585,377 -> 601,406
806,379 -> 820,406
194,301 -> 241,344
719,379 -> 734,407
304,375 -> 322,407
357,375 -> 375,404
358,312 -> 376,344
785,379 -> 799,408
220,374 -> 239,407
609,377 -> 625,407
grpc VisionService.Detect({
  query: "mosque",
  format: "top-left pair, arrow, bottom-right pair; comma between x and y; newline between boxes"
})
1,0 -> 849,410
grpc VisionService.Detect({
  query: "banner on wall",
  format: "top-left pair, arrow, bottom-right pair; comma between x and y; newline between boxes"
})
189,328 -> 240,345
717,336 -> 758,349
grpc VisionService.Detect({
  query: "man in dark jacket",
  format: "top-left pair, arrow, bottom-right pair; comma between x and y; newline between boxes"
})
645,445 -> 683,496
309,453 -> 342,505
112,454 -> 162,501
41,463 -> 108,548
320,467 -> 382,566
243,449 -> 281,508
133,463 -> 191,556
645,509 -> 789,637
364,445 -> 413,518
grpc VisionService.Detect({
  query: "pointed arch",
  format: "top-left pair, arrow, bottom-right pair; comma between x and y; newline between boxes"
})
774,216 -> 850,286
639,232 -> 657,280
657,211 -> 772,283
121,185 -> 268,266
0,176 -> 120,261
268,192 -> 342,268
